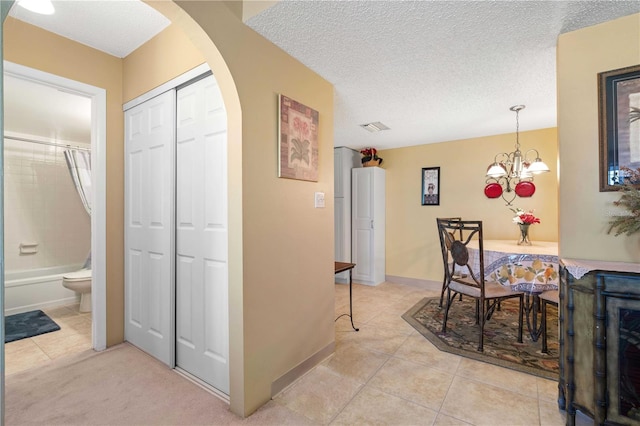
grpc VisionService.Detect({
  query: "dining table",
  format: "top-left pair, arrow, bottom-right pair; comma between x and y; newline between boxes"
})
465,239 -> 559,341
466,240 -> 559,293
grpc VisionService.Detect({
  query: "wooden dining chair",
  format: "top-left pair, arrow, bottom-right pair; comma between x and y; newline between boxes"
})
436,218 -> 524,352
538,289 -> 559,354
436,217 -> 462,307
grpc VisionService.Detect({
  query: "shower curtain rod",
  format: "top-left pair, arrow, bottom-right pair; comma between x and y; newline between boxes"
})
3,135 -> 91,152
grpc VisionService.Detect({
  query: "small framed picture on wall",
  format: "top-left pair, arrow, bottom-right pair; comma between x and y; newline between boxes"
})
421,167 -> 440,206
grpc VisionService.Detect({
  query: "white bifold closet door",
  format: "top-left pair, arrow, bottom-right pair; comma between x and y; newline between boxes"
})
124,90 -> 176,366
125,72 -> 229,395
175,75 -> 229,393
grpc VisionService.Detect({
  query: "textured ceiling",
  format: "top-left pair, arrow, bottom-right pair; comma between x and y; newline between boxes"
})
247,1 -> 640,150
5,1 -> 640,151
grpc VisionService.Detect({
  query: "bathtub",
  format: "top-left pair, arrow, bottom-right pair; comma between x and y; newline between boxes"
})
4,265 -> 84,315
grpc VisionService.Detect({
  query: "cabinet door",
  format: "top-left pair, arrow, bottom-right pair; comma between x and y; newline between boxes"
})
334,148 -> 362,283
334,148 -> 344,198
352,168 -> 375,283
335,197 -> 345,262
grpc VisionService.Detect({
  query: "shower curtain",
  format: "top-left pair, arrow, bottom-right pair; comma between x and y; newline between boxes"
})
64,149 -> 92,268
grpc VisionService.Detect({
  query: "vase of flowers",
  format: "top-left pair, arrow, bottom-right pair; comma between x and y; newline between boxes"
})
360,147 -> 383,167
511,208 -> 540,245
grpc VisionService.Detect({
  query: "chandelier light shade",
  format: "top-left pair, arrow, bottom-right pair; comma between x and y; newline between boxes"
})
484,105 -> 550,205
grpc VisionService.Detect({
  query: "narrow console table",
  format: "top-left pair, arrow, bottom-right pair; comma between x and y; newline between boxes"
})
559,259 -> 640,425
335,262 -> 358,331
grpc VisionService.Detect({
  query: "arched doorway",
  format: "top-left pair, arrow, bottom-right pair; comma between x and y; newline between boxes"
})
0,0 -> 244,418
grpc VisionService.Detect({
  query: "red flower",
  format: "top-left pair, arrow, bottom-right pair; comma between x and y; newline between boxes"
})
519,213 -> 541,224
511,208 -> 541,225
360,147 -> 377,157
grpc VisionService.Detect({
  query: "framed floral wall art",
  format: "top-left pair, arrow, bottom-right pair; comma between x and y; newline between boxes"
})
278,94 -> 319,182
598,64 -> 640,191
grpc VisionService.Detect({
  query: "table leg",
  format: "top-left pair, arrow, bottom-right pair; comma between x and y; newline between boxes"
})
335,268 -> 359,331
348,269 -> 358,331
525,294 -> 543,342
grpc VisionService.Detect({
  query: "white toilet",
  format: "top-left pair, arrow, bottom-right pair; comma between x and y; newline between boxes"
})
62,269 -> 92,312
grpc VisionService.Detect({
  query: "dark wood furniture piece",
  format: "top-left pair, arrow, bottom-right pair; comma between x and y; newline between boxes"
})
559,259 -> 640,425
436,219 -> 524,352
335,262 -> 358,331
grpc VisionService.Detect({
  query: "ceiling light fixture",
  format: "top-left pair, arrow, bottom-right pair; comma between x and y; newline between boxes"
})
17,0 -> 55,15
484,105 -> 550,205
360,122 -> 389,133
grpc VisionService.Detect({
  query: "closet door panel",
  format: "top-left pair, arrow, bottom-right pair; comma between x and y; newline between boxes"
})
124,90 -> 175,366
176,75 -> 229,394
204,259 -> 228,363
204,132 -> 228,260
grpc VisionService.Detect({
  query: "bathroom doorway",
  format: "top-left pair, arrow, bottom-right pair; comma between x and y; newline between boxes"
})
2,62 -> 107,374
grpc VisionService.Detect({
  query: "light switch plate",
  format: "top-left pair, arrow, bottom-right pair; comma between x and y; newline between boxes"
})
314,192 -> 325,208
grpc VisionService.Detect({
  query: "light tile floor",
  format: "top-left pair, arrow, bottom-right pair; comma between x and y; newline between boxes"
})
253,280 -> 589,426
4,282 -> 591,425
5,303 -> 92,376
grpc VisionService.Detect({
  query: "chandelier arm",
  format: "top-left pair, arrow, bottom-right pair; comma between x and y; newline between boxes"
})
501,191 -> 517,206
493,152 -> 509,163
485,176 -> 519,205
502,176 -> 513,193
523,148 -> 541,162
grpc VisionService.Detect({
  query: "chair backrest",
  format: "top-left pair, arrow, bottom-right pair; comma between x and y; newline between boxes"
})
436,218 -> 485,289
435,217 -> 462,268
436,217 -> 462,274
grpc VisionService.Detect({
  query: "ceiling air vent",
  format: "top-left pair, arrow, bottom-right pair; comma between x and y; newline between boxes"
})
360,122 -> 390,133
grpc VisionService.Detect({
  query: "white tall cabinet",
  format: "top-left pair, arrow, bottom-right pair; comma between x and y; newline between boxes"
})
334,147 -> 361,283
351,167 -> 385,286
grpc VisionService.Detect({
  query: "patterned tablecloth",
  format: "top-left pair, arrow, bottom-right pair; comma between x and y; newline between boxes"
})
466,240 -> 559,293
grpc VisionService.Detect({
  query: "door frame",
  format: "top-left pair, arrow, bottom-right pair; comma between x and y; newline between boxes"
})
3,61 -> 108,351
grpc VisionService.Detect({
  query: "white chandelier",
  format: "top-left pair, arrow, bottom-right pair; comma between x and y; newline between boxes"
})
484,105 -> 550,205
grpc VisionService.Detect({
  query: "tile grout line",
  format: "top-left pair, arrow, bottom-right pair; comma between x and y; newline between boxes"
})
332,284 -> 560,425
336,297 -> 454,423
7,302 -> 90,368
325,349 -> 394,425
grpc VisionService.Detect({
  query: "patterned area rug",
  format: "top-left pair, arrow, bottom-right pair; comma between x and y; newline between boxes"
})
402,297 -> 559,380
5,310 -> 60,343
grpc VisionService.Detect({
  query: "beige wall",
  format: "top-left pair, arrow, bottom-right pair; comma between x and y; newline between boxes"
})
122,24 -> 205,102
557,13 -> 640,262
3,17 -> 125,346
4,2 -> 335,417
139,1 -> 336,417
382,127 -> 558,282
177,2 -> 335,416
